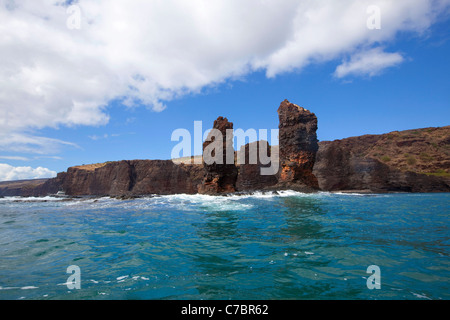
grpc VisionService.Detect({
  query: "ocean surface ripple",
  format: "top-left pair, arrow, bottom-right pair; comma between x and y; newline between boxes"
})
0,191 -> 448,300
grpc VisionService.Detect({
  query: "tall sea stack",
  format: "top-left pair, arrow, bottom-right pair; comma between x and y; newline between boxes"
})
277,99 -> 320,191
198,117 -> 238,194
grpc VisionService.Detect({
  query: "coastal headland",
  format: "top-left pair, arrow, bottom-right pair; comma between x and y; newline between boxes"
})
1,100 -> 449,197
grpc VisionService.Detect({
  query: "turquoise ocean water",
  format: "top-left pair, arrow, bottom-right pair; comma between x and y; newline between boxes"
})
0,191 -> 448,300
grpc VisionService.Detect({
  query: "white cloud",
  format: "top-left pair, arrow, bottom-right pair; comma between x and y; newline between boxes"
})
0,156 -> 30,161
88,134 -> 108,141
334,47 -> 405,78
0,163 -> 57,181
88,133 -> 122,140
1,0 -> 449,153
35,155 -> 63,160
0,133 -> 79,154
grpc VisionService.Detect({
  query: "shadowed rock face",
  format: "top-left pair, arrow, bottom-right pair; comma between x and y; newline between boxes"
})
0,178 -> 56,197
198,117 -> 238,194
55,160 -> 204,196
313,134 -> 450,193
235,140 -> 278,191
277,99 -> 319,191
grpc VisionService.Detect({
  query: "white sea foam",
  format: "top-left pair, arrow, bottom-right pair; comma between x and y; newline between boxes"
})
0,189 -> 379,212
57,282 -> 73,286
154,193 -> 256,212
0,196 -> 65,202
157,189 -> 314,206
0,189 -> 323,207
277,190 -> 310,197
411,292 -> 432,300
60,196 -> 119,208
61,190 -> 316,212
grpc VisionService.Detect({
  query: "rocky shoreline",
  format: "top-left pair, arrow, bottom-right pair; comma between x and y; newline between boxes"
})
1,100 -> 449,197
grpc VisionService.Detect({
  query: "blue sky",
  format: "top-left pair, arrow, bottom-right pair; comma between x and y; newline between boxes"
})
0,0 -> 449,180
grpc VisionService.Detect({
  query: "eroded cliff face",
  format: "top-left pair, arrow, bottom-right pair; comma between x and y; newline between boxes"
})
0,179 -> 52,197
235,140 -> 278,191
59,160 -> 204,196
198,117 -> 238,194
313,133 -> 450,193
277,99 -> 320,191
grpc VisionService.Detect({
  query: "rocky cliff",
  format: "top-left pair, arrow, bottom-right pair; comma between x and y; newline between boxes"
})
198,117 -> 238,194
235,140 -> 278,191
276,100 -> 320,191
313,127 -> 450,192
0,179 -> 53,197
2,160 -> 203,197
59,160 -> 204,196
197,101 -> 319,194
1,102 -> 448,197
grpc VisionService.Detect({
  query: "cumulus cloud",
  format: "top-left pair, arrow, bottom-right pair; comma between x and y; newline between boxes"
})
1,0 -> 449,153
0,163 -> 57,181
